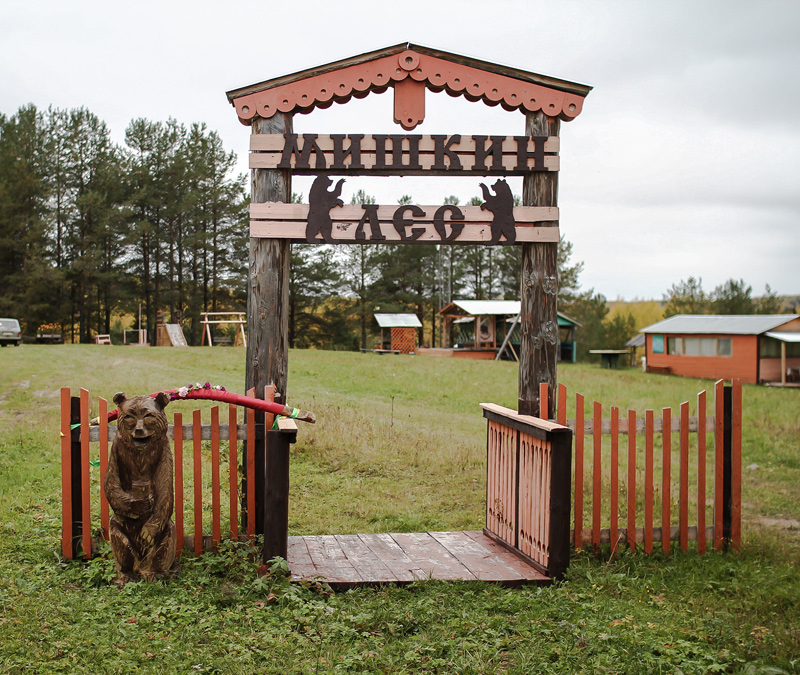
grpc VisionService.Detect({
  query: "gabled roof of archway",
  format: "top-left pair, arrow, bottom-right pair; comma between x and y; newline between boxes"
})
226,42 -> 591,129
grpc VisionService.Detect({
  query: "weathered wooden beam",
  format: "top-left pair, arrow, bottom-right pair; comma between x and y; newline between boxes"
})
519,111 -> 560,417
247,114 -> 292,402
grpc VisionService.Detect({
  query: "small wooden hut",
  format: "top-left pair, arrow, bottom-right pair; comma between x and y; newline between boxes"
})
374,313 -> 421,354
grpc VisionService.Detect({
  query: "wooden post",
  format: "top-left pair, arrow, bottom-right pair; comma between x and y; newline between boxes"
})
246,113 -> 293,401
246,114 -> 292,535
519,111 -> 559,417
262,428 -> 295,563
547,425 -> 573,580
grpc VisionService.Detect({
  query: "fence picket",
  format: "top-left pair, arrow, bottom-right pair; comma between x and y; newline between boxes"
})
610,406 -> 619,553
697,391 -> 707,554
174,412 -> 184,555
229,404 -> 239,540
732,379 -> 742,551
627,409 -> 636,552
662,407 -> 671,553
593,401 -> 602,551
574,393 -> 584,549
680,402 -> 690,552
99,397 -> 109,541
539,382 -> 549,420
80,389 -> 91,558
645,409 -> 654,554
193,409 -> 203,556
557,383 -> 567,426
246,404 -> 256,541
211,406 -> 221,549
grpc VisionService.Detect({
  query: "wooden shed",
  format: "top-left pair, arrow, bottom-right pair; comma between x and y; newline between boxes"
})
431,300 -> 579,361
640,314 -> 800,385
374,313 -> 421,354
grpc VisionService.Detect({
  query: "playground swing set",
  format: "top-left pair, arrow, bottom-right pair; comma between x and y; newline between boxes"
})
60,43 -> 743,587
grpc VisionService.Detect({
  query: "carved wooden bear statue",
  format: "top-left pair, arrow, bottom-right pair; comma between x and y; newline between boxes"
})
105,392 -> 176,585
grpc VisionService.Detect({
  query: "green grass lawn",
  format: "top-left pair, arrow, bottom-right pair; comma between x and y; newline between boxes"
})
0,345 -> 798,674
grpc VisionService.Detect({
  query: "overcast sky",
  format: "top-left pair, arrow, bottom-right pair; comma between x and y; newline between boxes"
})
2,0 -> 798,301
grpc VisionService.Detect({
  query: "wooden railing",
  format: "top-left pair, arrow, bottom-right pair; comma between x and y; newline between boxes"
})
59,387 -> 296,563
480,403 -> 573,580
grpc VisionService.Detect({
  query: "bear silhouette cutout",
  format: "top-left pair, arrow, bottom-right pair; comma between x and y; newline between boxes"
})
479,179 -> 516,245
104,392 -> 176,586
306,176 -> 345,243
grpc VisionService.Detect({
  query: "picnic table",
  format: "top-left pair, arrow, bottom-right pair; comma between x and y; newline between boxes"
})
589,349 -> 630,369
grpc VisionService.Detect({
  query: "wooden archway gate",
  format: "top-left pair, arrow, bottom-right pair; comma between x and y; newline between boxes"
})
227,42 -> 591,417
227,43 -> 591,582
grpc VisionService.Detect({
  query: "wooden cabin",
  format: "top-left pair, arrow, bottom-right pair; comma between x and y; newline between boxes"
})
429,300 -> 579,361
374,313 -> 421,354
640,314 -> 800,385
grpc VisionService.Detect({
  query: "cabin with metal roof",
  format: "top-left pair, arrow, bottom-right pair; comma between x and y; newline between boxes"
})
373,313 -> 422,354
425,300 -> 580,361
640,314 -> 800,385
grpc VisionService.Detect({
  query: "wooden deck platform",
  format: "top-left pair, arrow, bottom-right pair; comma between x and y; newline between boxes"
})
287,530 -> 550,588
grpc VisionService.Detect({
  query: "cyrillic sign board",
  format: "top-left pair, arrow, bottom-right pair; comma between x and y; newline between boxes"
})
250,134 -> 559,175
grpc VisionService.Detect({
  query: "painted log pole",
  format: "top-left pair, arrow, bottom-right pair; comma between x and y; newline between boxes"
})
245,113 -> 292,533
519,111 -> 559,417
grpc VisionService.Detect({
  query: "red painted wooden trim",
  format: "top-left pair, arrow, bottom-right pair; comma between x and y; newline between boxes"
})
557,383 -> 567,426
80,389 -> 91,558
174,412 -> 184,556
592,400 -> 602,551
697,391 -> 707,554
679,401 -> 690,552
539,382 -> 549,420
610,406 -> 619,554
645,410 -> 654,554
247,405 -> 256,541
627,410 -> 637,552
228,404 -> 239,541
60,387 -> 72,559
732,379 -> 742,551
662,407 -> 671,554
574,393 -> 584,549
193,409 -> 203,556
229,49 -> 586,127
211,406 -> 221,549
714,380 -> 724,552
99,397 -> 109,541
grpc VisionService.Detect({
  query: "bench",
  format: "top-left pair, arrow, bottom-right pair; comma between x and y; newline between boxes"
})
646,364 -> 671,375
213,336 -> 233,346
92,334 -> 112,345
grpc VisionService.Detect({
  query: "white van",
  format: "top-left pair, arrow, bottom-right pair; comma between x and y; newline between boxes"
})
0,318 -> 22,346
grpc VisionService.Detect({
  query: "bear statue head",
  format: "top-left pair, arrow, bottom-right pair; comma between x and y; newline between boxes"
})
113,392 -> 171,449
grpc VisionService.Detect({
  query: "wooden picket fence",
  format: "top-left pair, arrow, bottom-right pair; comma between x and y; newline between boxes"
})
481,379 -> 742,577
59,387 -> 296,562
558,379 -> 742,554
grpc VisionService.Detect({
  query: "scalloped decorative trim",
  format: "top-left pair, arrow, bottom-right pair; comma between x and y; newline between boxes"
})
232,51 -> 584,127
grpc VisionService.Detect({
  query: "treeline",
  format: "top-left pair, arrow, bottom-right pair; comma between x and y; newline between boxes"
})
0,104 -> 247,344
662,277 -> 784,317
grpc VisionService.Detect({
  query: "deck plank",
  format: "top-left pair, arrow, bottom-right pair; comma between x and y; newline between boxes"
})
302,535 -> 363,584
357,533 -> 427,582
335,534 -> 397,583
389,532 -> 478,581
286,531 -> 552,587
430,531 -> 527,582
